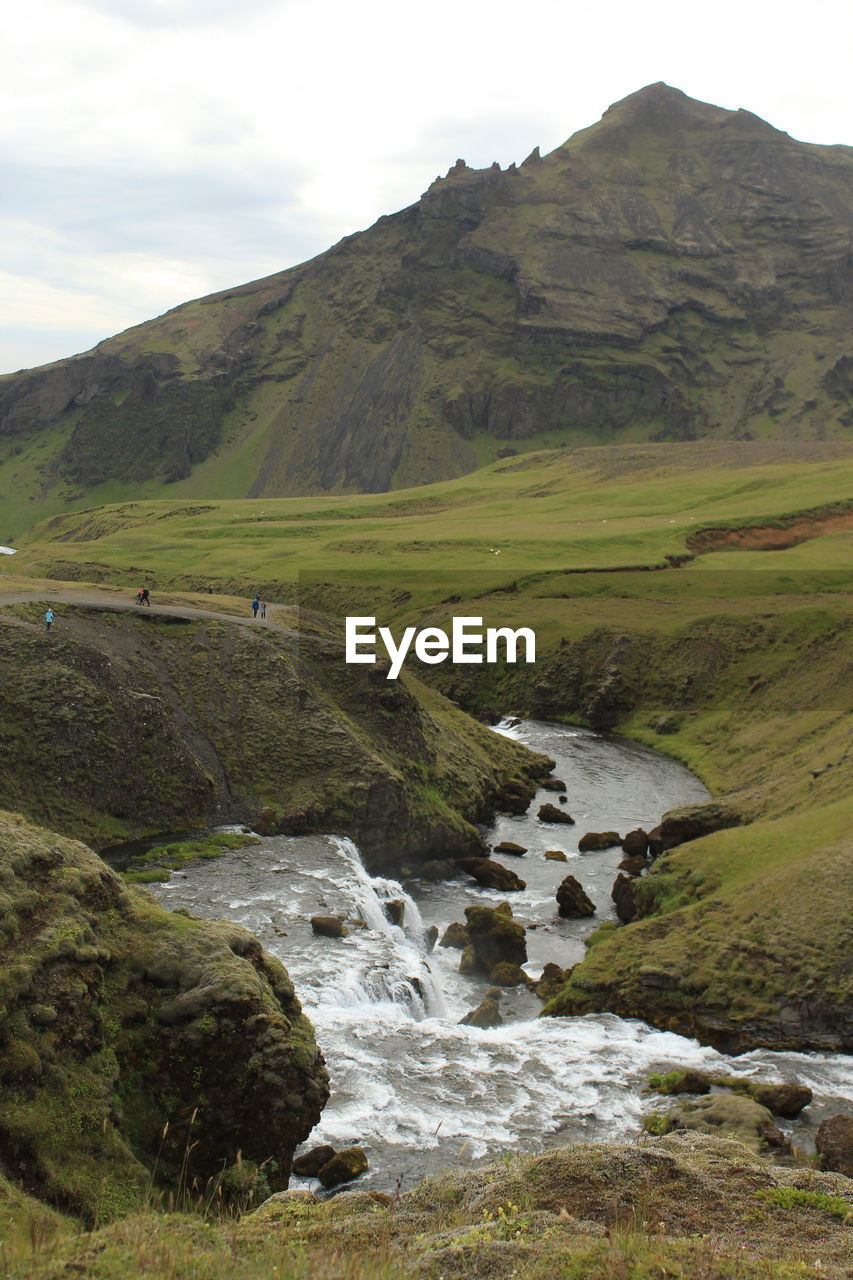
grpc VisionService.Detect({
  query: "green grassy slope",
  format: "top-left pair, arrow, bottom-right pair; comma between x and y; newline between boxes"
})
3,440 -> 851,1051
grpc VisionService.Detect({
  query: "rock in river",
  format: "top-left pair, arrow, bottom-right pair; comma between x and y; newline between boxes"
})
311,915 -> 348,938
556,875 -> 595,918
538,803 -> 575,825
578,831 -> 622,851
456,857 -> 526,891
493,841 -> 527,856
463,902 -> 527,974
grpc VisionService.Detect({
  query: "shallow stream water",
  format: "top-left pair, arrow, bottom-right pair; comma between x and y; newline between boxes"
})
149,720 -> 853,1192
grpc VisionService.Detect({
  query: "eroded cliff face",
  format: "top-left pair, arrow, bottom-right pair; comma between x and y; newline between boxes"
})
0,606 -> 549,866
3,84 -> 853,517
0,810 -> 329,1221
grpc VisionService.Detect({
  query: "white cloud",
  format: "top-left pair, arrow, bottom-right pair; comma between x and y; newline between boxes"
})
2,0 -> 853,371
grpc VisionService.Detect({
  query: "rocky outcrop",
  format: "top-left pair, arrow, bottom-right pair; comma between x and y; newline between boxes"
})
492,841 -> 527,856
316,1148 -> 369,1189
544,849 -> 568,861
0,611 -> 550,873
0,810 -> 329,1222
556,875 -> 596,918
617,854 -> 647,876
462,903 -> 527,975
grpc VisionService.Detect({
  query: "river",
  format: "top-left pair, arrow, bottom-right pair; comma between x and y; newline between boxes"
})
149,720 -> 853,1192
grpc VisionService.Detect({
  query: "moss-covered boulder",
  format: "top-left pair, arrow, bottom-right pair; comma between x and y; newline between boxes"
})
650,1094 -> 785,1153
462,904 -> 527,975
439,922 -> 469,949
459,999 -> 503,1028
488,962 -> 527,987
456,858 -> 526,891
578,831 -> 622,852
0,810 -> 328,1222
316,1147 -> 369,1189
538,803 -> 574,825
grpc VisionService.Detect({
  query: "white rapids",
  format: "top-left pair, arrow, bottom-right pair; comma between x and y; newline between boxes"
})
150,720 -> 853,1191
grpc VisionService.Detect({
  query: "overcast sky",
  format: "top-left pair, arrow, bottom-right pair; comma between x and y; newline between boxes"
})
3,0 -> 852,374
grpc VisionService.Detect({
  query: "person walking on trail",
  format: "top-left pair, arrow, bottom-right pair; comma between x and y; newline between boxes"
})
260,600 -> 267,619
140,588 -> 150,606
251,595 -> 260,619
44,608 -> 54,633
135,586 -> 144,605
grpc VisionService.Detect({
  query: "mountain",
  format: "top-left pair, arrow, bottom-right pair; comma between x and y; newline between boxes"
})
3,83 -> 853,526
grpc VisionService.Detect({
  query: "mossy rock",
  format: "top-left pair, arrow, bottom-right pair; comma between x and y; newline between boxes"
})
0,809 -> 329,1223
661,1094 -> 785,1153
439,921 -> 469,949
316,1147 -> 369,1189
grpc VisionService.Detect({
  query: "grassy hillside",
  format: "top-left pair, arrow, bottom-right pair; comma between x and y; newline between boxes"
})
3,440 -> 851,1051
7,440 -> 853,595
3,84 -> 853,527
2,1133 -> 851,1280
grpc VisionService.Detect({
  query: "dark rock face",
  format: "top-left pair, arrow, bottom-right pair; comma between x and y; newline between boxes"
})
10,86 -> 853,515
544,849 -> 568,861
621,828 -> 649,858
292,1145 -> 337,1177
751,1083 -> 813,1117
538,803 -> 575,825
612,872 -> 639,923
456,858 -> 526,891
815,1114 -> 853,1176
493,841 -> 527,856
419,859 -> 462,881
0,812 -> 329,1222
578,831 -> 622,851
311,916 -> 348,938
541,779 -> 568,792
384,899 -> 405,927
617,855 -> 647,876
556,875 -> 596,918
463,903 -> 527,974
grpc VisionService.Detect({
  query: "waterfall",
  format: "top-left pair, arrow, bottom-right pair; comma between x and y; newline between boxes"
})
324,836 -> 448,1019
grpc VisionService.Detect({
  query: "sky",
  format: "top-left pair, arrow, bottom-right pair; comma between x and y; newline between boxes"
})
2,0 -> 852,374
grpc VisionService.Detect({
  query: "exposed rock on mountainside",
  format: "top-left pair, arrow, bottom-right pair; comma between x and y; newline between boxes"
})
3,83 -> 853,520
0,810 -> 328,1221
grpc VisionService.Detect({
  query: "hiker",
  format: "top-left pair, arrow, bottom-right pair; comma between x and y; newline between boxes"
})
45,608 -> 54,633
251,596 -> 260,619
260,600 -> 267,619
136,586 -> 144,604
140,588 -> 150,606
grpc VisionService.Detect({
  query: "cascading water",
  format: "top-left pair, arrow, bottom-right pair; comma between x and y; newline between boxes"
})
151,720 -> 853,1191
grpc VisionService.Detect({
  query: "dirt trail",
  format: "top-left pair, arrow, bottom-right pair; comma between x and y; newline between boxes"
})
0,587 -> 304,639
